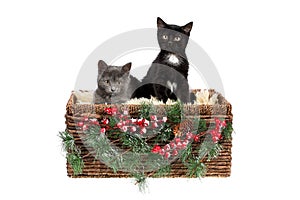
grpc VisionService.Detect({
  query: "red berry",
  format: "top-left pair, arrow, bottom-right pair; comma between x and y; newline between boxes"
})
82,124 -> 89,131
151,145 -> 161,153
122,126 -> 128,132
212,136 -> 217,143
140,127 -> 147,134
194,135 -> 200,142
211,130 -> 217,136
92,121 -> 100,125
144,119 -> 149,127
175,138 -> 181,144
83,116 -> 89,122
136,119 -> 144,127
164,152 -> 171,159
102,118 -> 109,125
90,119 -> 99,125
176,142 -> 182,149
172,149 -> 178,156
104,108 -> 112,115
164,144 -> 171,151
152,122 -> 159,128
170,142 -> 176,148
130,126 -> 137,132
150,115 -> 157,121
183,139 -> 189,145
77,121 -> 84,127
159,149 -> 165,156
111,107 -> 118,115
100,128 -> 106,134
221,121 -> 227,127
215,118 -> 221,125
212,133 -> 222,143
186,132 -> 193,140
117,122 -> 123,129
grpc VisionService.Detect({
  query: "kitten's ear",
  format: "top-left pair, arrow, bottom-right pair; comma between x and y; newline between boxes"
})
182,21 -> 193,34
98,60 -> 108,73
157,17 -> 167,29
122,62 -> 132,73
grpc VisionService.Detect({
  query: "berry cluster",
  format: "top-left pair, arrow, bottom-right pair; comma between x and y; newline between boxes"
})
77,107 -> 167,136
77,116 -> 100,131
151,118 -> 227,160
151,134 -> 192,159
77,107 -> 228,161
210,118 -> 227,143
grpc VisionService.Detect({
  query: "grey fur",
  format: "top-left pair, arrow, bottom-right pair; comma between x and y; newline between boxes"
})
93,60 -> 140,104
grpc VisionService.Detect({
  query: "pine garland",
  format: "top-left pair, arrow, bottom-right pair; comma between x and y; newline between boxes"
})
139,102 -> 155,119
166,101 -> 183,124
222,122 -> 234,139
59,131 -> 83,175
67,153 -> 84,175
154,124 -> 173,143
132,172 -> 147,192
59,102 -> 234,190
120,133 -> 151,153
153,164 -> 171,178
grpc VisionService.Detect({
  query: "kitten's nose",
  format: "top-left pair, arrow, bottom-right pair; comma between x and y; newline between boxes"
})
111,87 -> 116,92
168,41 -> 173,46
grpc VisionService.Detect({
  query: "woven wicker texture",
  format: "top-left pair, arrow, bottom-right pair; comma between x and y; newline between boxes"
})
65,89 -> 233,178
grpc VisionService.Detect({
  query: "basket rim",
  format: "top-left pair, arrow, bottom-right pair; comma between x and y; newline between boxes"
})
66,89 -> 232,116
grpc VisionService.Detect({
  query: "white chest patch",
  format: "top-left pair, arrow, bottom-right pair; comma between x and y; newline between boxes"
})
168,54 -> 180,65
167,80 -> 177,92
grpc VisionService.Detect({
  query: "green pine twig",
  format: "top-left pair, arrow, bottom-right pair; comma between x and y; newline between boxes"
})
59,131 -> 84,175
222,122 -> 234,139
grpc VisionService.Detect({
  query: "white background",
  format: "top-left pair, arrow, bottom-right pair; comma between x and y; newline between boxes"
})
1,0 -> 299,199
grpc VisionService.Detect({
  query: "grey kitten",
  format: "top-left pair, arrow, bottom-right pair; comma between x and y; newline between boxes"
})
93,60 -> 140,104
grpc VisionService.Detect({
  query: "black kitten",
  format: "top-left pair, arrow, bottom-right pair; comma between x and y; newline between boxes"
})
94,60 -> 140,104
132,17 -> 193,103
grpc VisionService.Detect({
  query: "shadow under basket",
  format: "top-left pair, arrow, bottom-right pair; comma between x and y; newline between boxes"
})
64,89 -> 233,178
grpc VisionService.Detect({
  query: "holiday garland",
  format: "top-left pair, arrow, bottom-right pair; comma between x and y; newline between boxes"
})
60,101 -> 233,191
59,131 -> 83,175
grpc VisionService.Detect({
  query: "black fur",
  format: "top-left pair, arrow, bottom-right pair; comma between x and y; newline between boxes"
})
132,17 -> 193,103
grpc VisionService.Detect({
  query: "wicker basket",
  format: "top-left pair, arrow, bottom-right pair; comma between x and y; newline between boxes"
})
65,89 -> 233,178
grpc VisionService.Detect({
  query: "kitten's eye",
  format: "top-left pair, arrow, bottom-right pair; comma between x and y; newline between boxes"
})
162,35 -> 168,40
174,36 -> 181,41
105,80 -> 109,84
